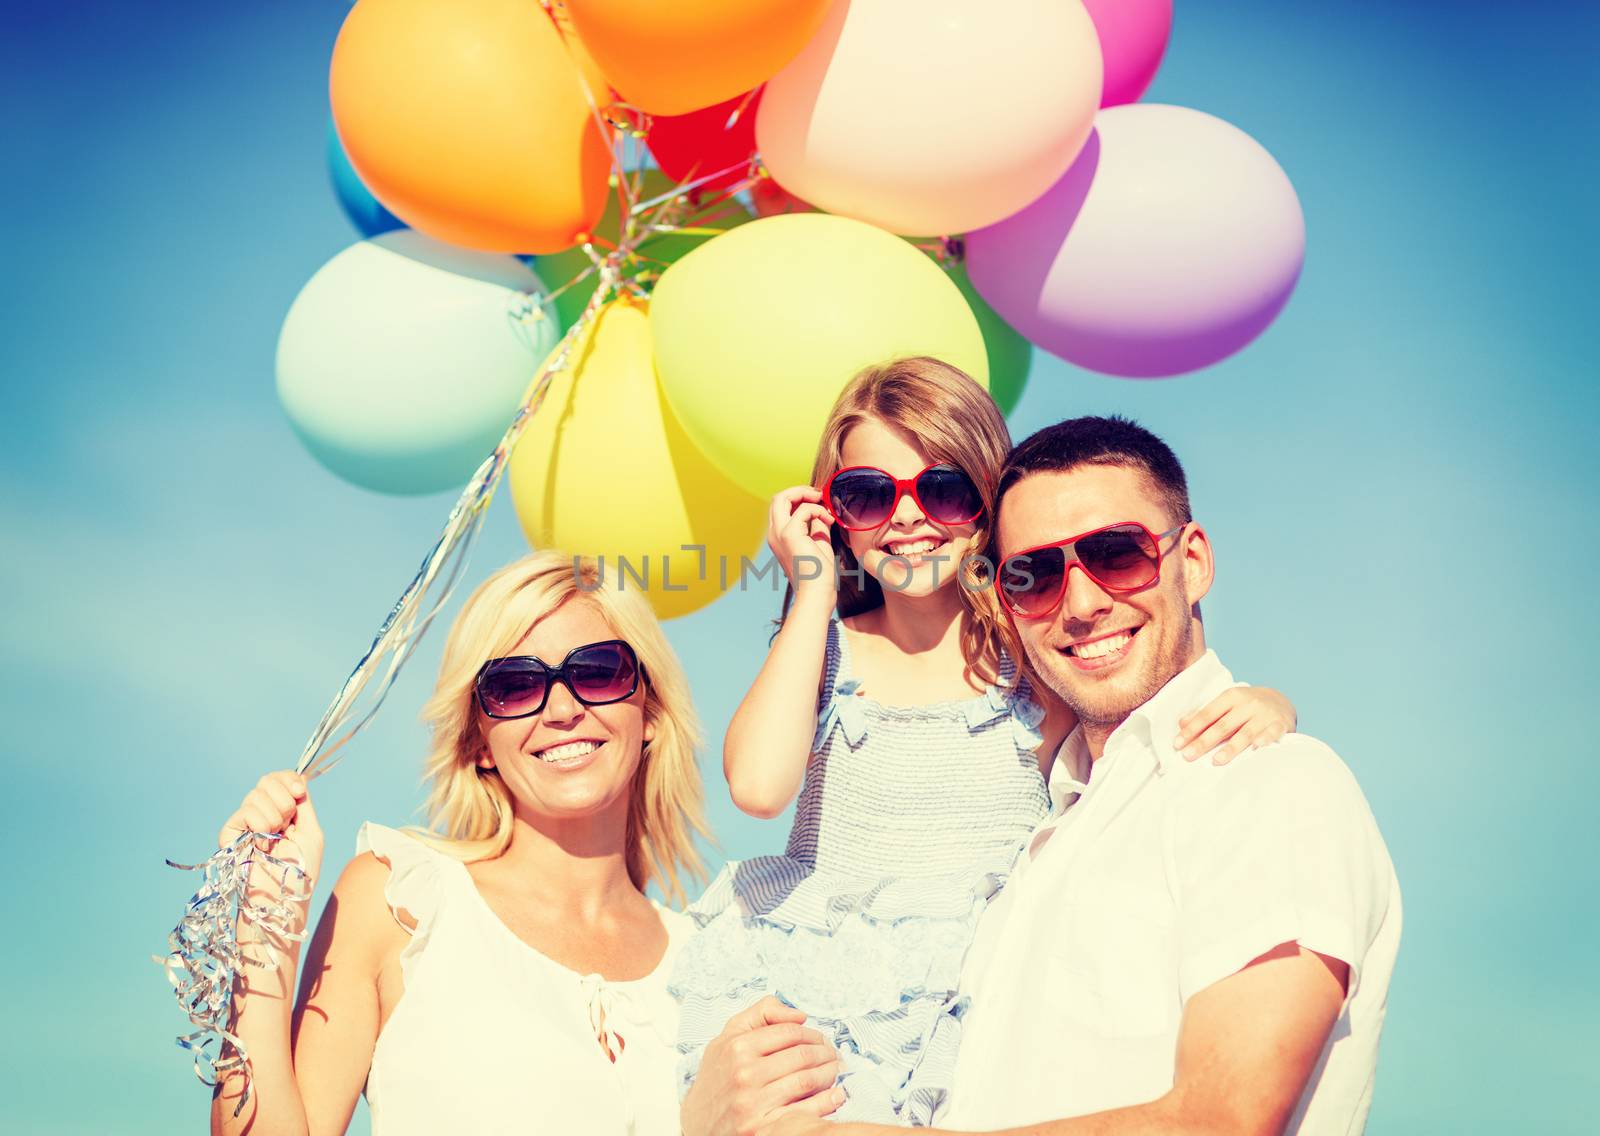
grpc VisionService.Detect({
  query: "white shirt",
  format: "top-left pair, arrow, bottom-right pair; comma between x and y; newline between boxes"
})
358,823 -> 690,1136
942,651 -> 1402,1132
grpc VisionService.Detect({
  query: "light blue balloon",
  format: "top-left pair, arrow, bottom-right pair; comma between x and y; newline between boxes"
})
326,118 -> 405,238
276,231 -> 559,495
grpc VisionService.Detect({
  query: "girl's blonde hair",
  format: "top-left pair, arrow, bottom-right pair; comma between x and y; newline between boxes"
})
413,550 -> 708,906
788,356 -> 1015,687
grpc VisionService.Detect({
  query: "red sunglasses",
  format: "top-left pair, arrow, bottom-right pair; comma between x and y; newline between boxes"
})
824,463 -> 984,531
999,522 -> 1186,619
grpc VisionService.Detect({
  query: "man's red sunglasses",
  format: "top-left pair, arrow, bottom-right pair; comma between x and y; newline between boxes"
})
998,522 -> 1186,619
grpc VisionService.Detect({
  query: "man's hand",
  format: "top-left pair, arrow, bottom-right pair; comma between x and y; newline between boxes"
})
758,1117 -> 838,1136
681,996 -> 845,1136
760,1116 -> 868,1136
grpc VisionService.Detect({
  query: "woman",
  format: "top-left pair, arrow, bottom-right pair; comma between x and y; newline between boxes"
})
211,550 -> 712,1135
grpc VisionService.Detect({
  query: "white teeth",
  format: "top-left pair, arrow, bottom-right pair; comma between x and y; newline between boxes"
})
536,740 -> 601,763
887,538 -> 940,556
1073,631 -> 1134,659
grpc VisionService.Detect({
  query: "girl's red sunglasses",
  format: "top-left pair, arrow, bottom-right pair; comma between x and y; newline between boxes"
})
823,463 -> 984,531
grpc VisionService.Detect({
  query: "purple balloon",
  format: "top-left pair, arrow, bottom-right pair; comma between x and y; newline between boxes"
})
966,104 -> 1305,379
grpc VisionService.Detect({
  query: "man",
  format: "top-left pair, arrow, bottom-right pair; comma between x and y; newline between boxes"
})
684,416 -> 1401,1135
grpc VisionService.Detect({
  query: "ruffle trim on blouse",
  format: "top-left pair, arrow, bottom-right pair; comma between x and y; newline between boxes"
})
356,822 -> 448,987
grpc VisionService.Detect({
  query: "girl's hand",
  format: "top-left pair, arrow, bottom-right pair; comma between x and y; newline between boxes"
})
218,770 -> 325,902
767,486 -> 836,607
1175,687 -> 1297,765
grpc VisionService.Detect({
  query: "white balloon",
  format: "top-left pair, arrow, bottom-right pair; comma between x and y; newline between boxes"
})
276,231 -> 557,494
757,0 -> 1103,235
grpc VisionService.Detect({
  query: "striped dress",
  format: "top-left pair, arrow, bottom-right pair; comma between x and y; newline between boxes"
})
669,614 -> 1051,1125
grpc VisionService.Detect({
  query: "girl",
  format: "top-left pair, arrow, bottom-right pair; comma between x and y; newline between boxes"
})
210,551 -> 710,1136
669,358 -> 1295,1126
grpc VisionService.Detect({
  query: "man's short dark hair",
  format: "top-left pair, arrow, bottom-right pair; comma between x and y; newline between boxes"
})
996,416 -> 1192,527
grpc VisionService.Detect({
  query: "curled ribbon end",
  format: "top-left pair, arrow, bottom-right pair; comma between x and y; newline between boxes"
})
161,832 -> 312,1115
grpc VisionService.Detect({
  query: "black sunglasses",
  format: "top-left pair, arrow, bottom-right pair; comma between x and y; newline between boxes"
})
474,640 -> 643,720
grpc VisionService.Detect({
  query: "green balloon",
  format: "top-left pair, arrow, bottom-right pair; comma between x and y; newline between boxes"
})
532,169 -> 753,331
944,260 -> 1032,416
651,213 -> 991,501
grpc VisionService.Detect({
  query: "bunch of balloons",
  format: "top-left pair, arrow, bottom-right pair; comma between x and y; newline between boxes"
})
278,0 -> 1305,619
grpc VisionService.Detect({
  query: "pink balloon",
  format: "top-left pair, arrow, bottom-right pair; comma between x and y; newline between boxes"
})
1081,0 -> 1173,107
966,104 -> 1304,379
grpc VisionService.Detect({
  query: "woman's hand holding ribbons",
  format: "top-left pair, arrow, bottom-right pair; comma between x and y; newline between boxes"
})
217,770 -> 326,938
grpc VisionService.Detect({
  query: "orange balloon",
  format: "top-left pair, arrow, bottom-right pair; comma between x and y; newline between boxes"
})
331,0 -> 613,254
564,0 -> 834,116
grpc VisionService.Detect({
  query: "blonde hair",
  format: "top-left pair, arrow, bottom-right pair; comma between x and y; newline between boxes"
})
412,550 -> 708,906
787,356 -> 1015,687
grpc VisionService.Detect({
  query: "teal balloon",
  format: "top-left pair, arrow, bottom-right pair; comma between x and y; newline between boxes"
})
276,231 -> 558,495
327,118 -> 404,238
947,260 -> 1032,416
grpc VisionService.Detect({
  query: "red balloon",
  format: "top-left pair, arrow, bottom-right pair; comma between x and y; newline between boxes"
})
750,178 -> 813,218
646,89 -> 762,194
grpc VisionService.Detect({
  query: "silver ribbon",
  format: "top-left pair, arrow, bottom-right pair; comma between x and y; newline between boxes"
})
158,832 -> 312,1114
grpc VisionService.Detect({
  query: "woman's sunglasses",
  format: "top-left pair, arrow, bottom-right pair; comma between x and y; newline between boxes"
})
999,522 -> 1186,619
474,640 -> 642,720
824,463 -> 984,531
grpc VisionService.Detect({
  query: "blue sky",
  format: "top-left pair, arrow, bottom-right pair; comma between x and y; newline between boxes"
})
2,1 -> 1596,1132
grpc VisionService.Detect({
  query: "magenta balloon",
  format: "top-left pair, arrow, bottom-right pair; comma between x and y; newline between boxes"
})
966,105 -> 1305,379
1080,0 -> 1172,107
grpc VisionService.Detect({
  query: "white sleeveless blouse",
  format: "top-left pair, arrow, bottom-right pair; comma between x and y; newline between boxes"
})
358,823 -> 692,1136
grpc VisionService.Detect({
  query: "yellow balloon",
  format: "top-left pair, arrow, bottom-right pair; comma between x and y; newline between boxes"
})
509,298 -> 766,620
650,213 -> 990,500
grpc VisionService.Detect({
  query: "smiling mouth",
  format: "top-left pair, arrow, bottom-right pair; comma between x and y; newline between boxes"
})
882,537 -> 945,560
1062,628 -> 1139,669
532,739 -> 603,764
